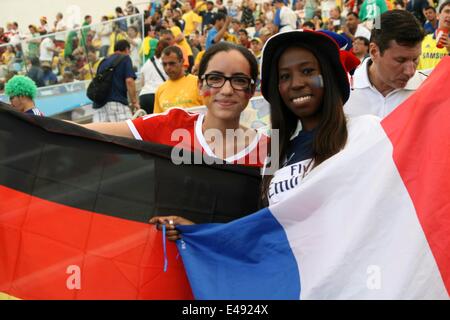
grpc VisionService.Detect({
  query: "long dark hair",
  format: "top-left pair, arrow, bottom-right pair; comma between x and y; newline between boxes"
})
261,44 -> 348,201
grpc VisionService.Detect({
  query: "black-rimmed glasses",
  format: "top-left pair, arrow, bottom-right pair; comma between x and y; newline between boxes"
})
201,73 -> 254,91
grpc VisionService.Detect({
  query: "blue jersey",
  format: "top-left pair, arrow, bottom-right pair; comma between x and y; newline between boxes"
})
25,108 -> 44,116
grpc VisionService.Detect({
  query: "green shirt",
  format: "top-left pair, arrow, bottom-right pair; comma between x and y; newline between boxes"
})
359,0 -> 388,21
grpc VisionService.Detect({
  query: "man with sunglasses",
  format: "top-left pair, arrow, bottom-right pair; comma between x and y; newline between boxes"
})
4,75 -> 44,116
153,46 -> 203,114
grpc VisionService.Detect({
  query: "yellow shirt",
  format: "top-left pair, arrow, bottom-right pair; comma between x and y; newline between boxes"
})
154,74 -> 203,113
224,33 -> 239,44
418,34 -> 448,71
194,50 -> 205,67
182,11 -> 202,36
108,32 -> 127,56
171,26 -> 193,56
195,0 -> 207,13
81,59 -> 101,80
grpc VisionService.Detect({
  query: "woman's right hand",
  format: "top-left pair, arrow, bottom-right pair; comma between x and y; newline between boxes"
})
149,216 -> 195,241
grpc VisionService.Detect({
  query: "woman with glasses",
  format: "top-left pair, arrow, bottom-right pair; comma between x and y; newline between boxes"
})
83,41 -> 268,167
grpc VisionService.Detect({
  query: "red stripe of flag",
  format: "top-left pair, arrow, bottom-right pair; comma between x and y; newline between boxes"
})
0,185 -> 193,300
382,57 -> 450,295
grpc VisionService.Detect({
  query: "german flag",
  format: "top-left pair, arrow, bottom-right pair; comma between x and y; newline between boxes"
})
0,103 -> 262,300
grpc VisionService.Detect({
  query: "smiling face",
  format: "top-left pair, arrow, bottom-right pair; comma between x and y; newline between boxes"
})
199,50 -> 254,122
277,47 -> 324,131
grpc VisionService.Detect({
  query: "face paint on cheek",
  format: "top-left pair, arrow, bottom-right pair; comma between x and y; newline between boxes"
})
202,88 -> 212,97
309,75 -> 324,88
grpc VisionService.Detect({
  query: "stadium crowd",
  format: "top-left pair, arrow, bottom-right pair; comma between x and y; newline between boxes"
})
1,0 -> 449,117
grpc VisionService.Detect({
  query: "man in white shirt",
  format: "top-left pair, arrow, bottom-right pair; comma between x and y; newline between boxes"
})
343,12 -> 371,41
39,35 -> 59,64
345,10 -> 427,118
274,0 -> 297,32
53,13 -> 67,49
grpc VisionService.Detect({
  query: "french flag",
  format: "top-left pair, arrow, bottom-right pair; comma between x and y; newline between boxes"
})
177,57 -> 450,299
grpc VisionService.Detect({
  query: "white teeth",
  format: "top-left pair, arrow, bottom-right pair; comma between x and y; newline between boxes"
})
292,96 -> 312,104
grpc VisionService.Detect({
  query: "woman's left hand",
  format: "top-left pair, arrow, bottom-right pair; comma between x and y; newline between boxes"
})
149,216 -> 194,241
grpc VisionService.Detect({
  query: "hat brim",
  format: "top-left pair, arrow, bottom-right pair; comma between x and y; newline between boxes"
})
260,30 -> 350,105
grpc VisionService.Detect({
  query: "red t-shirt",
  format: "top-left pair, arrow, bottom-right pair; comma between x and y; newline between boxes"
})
126,108 -> 269,167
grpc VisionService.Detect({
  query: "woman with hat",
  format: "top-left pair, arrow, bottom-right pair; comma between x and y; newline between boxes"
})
259,29 -> 370,205
38,17 -> 51,35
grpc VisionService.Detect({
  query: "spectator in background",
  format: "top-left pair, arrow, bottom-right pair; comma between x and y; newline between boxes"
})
126,26 -> 142,70
328,6 -> 345,32
97,16 -> 113,58
0,27 -> 9,53
80,15 -> 93,48
250,37 -> 263,61
38,17 -> 51,35
182,2 -> 202,37
53,13 -> 67,50
27,25 -> 41,59
342,11 -> 371,42
352,36 -> 370,61
7,22 -> 21,46
79,47 -> 101,80
93,40 -> 139,122
142,24 -> 159,62
304,0 -> 319,21
423,6 -> 439,34
126,1 -> 140,15
225,0 -> 238,18
294,0 -> 306,24
1,46 -> 16,70
139,40 -> 170,114
253,19 -> 264,37
302,20 -> 316,30
258,26 -> 272,44
241,0 -> 255,27
418,1 -> 450,70
160,29 -> 190,70
345,10 -> 426,118
116,7 -> 128,31
200,1 -> 216,33
173,8 -> 186,31
41,61 -> 58,86
154,46 -> 203,113
61,71 -> 75,84
5,75 -> 44,115
262,1 -> 275,23
39,34 -> 59,64
108,23 -> 128,56
26,57 -> 45,87
216,0 -> 228,15
238,29 -> 251,48
406,0 -> 429,24
359,0 -> 388,22
168,18 -> 194,71
206,13 -> 232,49
273,0 -> 297,32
